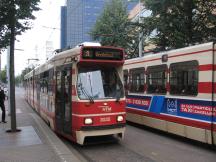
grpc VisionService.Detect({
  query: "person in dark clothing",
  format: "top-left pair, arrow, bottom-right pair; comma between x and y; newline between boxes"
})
0,87 -> 6,123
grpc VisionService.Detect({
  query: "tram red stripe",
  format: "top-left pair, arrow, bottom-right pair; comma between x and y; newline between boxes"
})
198,82 -> 212,93
199,64 -> 216,71
168,49 -> 213,59
126,108 -> 212,130
198,82 -> 216,93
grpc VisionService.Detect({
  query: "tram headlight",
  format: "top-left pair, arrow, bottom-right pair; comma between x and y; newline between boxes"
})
117,115 -> 124,122
84,118 -> 93,125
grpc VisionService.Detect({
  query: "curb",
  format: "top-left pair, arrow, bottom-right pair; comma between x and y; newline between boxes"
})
31,113 -> 82,162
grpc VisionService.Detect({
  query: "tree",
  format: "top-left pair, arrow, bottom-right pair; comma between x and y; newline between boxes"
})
15,66 -> 33,86
90,0 -> 130,49
0,0 -> 40,132
15,75 -> 21,86
124,21 -> 145,58
0,66 -> 7,83
141,0 -> 216,50
0,0 -> 40,49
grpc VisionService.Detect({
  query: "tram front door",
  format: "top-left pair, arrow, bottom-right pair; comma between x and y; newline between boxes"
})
55,64 -> 72,134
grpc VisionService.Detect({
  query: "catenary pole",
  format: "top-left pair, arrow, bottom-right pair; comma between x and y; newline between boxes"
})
138,0 -> 143,57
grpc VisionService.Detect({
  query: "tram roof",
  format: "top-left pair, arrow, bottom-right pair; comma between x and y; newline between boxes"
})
125,42 -> 214,64
24,44 -> 125,79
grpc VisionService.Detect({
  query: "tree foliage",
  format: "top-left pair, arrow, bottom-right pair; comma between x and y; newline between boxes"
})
0,0 -> 40,49
141,0 -> 216,50
90,0 -> 130,49
15,66 -> 33,86
0,66 -> 7,83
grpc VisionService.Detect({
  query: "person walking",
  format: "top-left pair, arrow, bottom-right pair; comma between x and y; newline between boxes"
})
0,87 -> 6,123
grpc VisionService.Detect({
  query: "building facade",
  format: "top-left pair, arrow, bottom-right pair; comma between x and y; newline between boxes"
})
61,0 -> 138,49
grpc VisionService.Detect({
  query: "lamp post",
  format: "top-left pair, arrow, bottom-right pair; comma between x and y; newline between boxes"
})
138,0 -> 143,57
27,58 -> 39,64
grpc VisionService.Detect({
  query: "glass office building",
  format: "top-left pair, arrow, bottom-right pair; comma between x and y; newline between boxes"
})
61,0 -> 138,49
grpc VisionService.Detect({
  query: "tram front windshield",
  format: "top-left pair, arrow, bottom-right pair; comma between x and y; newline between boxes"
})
77,67 -> 124,100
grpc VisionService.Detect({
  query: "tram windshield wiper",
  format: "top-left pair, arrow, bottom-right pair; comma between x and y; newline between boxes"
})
116,84 -> 123,102
77,77 -> 94,103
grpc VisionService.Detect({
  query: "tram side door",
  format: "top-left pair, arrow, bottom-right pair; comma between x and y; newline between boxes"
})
55,64 -> 72,134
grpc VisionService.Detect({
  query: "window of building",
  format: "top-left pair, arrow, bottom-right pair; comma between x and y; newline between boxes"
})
147,64 -> 167,94
170,60 -> 198,96
129,68 -> 145,93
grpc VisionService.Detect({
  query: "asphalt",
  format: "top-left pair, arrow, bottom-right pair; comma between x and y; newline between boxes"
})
0,87 -> 82,162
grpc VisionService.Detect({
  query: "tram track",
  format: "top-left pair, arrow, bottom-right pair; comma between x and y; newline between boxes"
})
61,124 -> 216,162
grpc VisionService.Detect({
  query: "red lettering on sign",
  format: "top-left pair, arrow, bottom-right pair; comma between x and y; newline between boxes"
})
180,104 -> 216,116
126,98 -> 150,107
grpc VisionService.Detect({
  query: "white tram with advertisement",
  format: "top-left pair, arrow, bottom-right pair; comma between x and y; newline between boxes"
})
123,42 -> 216,145
24,43 -> 126,145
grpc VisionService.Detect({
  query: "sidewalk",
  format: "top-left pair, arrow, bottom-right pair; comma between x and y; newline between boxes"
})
0,87 -> 82,162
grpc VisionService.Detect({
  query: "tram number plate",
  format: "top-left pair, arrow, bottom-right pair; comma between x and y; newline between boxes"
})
100,117 -> 111,122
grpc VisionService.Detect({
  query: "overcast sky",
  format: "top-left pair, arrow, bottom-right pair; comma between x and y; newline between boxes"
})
1,0 -> 66,76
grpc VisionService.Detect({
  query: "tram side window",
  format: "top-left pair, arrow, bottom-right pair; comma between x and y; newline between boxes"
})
170,60 -> 198,96
48,69 -> 54,95
30,78 -> 32,87
36,75 -> 40,90
147,64 -> 167,94
129,68 -> 145,93
56,71 -> 61,98
40,71 -> 49,93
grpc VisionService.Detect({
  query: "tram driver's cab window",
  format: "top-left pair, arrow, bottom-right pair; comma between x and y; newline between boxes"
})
129,68 -> 145,93
77,67 -> 124,100
147,65 -> 167,94
170,60 -> 198,96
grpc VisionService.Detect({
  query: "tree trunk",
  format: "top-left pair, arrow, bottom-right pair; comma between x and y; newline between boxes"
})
8,0 -> 17,132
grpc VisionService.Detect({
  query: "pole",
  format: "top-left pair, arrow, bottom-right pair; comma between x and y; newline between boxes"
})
0,50 -> 1,82
138,0 -> 143,57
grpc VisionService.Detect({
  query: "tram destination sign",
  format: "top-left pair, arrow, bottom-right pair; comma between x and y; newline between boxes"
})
82,48 -> 123,60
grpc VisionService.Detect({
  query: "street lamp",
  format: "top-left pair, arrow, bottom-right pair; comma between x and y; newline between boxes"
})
27,58 -> 39,64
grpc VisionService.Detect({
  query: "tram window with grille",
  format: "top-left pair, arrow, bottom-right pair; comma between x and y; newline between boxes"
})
48,69 -> 54,95
40,71 -> 49,93
123,70 -> 129,93
170,60 -> 198,96
129,68 -> 145,93
147,64 -> 167,94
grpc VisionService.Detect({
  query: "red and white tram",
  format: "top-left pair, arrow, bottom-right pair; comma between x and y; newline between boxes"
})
124,42 -> 216,145
24,44 -> 126,145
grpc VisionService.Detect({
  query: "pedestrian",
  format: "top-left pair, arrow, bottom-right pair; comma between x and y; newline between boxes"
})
0,87 -> 6,123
